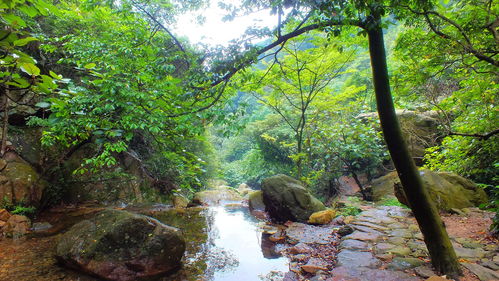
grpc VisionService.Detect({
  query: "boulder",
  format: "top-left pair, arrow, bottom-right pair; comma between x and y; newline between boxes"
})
191,187 -> 242,205
248,190 -> 265,212
372,169 -> 488,211
308,209 -> 336,225
237,183 -> 252,197
261,174 -> 325,222
172,194 -> 189,208
0,152 -> 46,206
359,110 -> 440,164
56,209 -> 185,281
3,214 -> 31,237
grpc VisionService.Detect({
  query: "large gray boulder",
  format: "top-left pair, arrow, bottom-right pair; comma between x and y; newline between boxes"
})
261,174 -> 326,222
371,170 -> 488,211
56,209 -> 185,281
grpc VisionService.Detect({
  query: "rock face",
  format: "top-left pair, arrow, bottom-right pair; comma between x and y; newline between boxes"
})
0,152 -> 46,206
261,175 -> 326,222
372,170 -> 488,211
359,110 -> 440,164
56,209 -> 185,281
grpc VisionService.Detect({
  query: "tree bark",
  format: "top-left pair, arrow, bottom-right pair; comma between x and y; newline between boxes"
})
366,17 -> 461,278
1,87 -> 9,156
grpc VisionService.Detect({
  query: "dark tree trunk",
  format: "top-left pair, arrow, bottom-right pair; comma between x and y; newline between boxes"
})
366,17 -> 461,278
1,88 -> 9,156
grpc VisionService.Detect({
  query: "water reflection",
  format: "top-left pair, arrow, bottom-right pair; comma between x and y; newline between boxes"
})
154,204 -> 288,281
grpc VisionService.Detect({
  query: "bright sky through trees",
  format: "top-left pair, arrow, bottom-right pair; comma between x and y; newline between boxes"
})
174,0 -> 275,45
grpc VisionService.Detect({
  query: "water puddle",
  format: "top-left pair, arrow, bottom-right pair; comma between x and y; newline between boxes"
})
0,203 -> 288,281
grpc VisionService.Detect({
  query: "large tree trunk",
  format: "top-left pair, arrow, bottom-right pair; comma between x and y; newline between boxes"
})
366,17 -> 461,278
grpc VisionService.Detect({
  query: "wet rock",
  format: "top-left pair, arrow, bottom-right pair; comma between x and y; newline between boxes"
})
414,265 -> 435,278
337,225 -> 354,237
301,257 -> 328,274
387,257 -> 424,270
56,209 -> 185,281
329,266 -> 420,281
389,229 -> 413,239
261,174 -> 325,223
461,262 -> 499,281
288,243 -> 314,255
285,222 -> 334,244
248,190 -> 265,212
340,239 -> 369,250
454,237 -> 483,249
3,214 -> 31,238
343,230 -> 380,242
425,276 -> 449,281
172,194 -> 189,208
30,222 -> 52,232
337,250 -> 382,268
309,209 -> 336,225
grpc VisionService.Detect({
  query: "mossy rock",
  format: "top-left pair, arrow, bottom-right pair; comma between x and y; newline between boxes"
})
191,187 -> 242,205
0,153 -> 46,206
248,190 -> 265,212
56,209 -> 185,281
261,174 -> 326,223
372,169 -> 488,211
308,209 -> 336,225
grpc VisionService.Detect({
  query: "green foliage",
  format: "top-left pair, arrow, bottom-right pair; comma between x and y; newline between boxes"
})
379,197 -> 409,208
337,204 -> 362,217
11,205 -> 36,216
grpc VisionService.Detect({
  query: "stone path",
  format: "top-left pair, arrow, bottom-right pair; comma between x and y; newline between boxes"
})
333,206 -> 499,281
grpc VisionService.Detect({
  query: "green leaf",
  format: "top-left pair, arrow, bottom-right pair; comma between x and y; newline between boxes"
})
84,63 -> 96,69
2,14 -> 26,27
20,63 -> 40,76
35,102 -> 51,108
14,37 -> 38,47
49,71 -> 62,79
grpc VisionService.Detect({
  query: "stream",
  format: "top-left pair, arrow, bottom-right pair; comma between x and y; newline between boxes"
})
0,203 -> 289,281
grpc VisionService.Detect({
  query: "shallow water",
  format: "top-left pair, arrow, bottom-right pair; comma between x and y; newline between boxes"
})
0,204 -> 288,281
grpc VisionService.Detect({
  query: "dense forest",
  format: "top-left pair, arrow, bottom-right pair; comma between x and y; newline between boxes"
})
0,0 -> 498,281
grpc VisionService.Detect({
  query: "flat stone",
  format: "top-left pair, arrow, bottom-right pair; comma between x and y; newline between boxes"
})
340,239 -> 369,250
352,225 -> 385,235
414,265 -> 435,278
454,247 -> 487,260
374,243 -> 396,254
461,262 -> 499,281
288,243 -> 314,255
481,261 -> 499,271
388,229 -> 412,239
31,222 -> 53,232
356,215 -> 397,225
387,257 -> 424,270
301,257 -> 328,274
343,231 -> 380,242
376,253 -> 394,261
286,223 -> 335,244
494,255 -> 499,262
337,250 -> 381,269
387,222 -> 406,229
388,246 -> 412,257
351,221 -> 388,232
387,237 -> 406,245
328,266 -> 420,281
